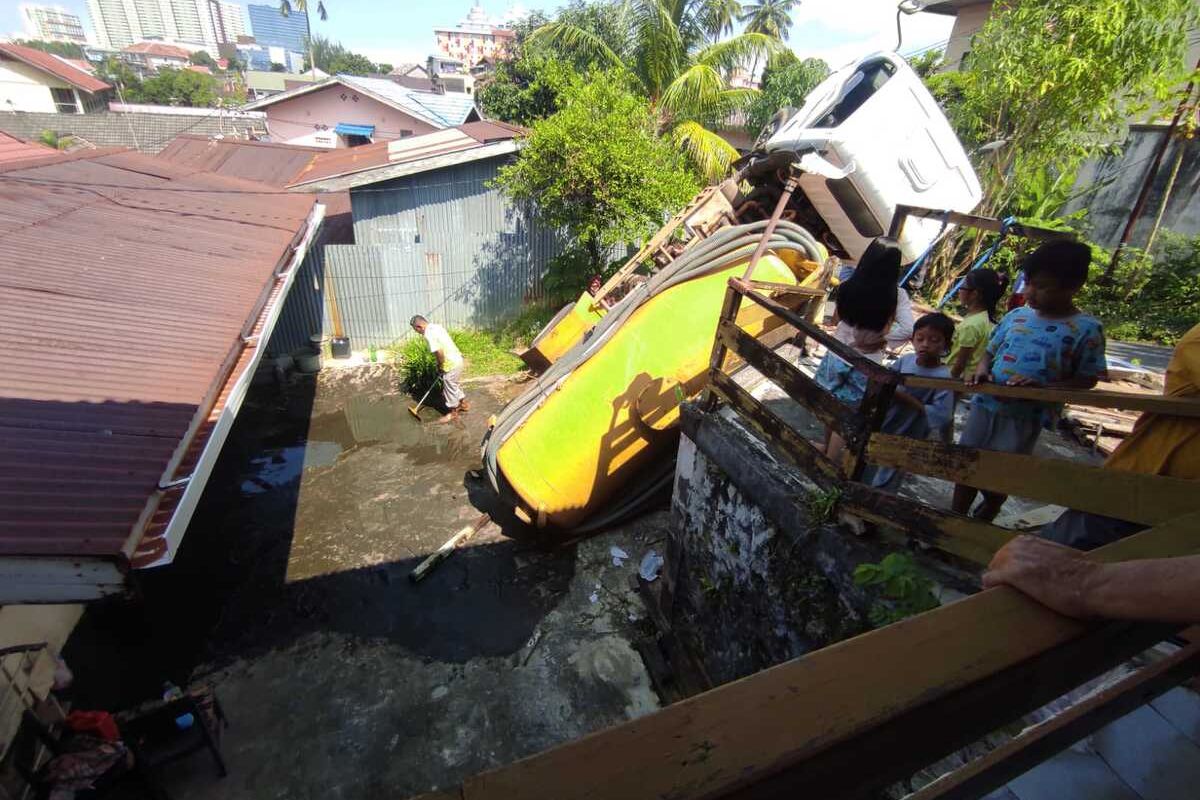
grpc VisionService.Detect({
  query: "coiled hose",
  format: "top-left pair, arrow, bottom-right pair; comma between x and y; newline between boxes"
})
482,219 -> 827,533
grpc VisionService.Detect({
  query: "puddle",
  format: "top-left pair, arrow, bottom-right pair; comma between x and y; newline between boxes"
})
240,441 -> 344,494
307,393 -> 485,467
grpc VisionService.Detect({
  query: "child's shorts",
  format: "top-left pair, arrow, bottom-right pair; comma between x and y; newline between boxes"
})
814,352 -> 868,407
958,402 -> 1041,455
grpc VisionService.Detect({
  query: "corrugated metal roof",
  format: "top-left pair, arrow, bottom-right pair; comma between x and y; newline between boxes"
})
0,149 -> 317,564
245,70 -> 322,92
245,74 -> 481,129
122,42 -> 191,59
156,134 -> 324,186
0,42 -> 111,94
289,121 -> 522,187
0,131 -> 56,165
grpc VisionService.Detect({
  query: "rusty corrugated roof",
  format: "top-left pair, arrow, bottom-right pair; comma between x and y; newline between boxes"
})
289,121 -> 524,187
0,42 -> 111,93
155,134 -> 353,244
0,149 -> 316,564
156,134 -> 325,187
0,131 -> 56,165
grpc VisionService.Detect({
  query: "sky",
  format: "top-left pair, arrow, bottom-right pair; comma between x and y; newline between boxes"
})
4,0 -> 954,71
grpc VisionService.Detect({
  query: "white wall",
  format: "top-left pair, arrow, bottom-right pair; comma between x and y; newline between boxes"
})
942,2 -> 993,71
0,60 -> 68,113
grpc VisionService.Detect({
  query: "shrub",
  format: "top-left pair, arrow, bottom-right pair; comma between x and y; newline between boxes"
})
853,553 -> 939,627
396,337 -> 439,394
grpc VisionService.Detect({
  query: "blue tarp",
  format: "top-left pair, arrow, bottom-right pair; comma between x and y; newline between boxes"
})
334,123 -> 375,137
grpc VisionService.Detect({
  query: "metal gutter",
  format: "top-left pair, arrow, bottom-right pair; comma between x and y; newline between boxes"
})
131,201 -> 327,569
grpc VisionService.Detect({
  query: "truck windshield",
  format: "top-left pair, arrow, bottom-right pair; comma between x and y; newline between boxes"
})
813,58 -> 897,128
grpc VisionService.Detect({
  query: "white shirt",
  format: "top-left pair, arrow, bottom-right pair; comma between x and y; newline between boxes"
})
423,323 -> 463,372
833,287 -> 915,351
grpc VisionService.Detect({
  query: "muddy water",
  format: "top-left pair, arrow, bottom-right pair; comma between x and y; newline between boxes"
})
63,372 -> 576,707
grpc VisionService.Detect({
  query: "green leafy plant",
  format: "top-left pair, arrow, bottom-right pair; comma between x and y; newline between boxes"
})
744,53 -> 830,135
853,553 -> 939,627
804,487 -> 841,524
493,70 -> 700,277
396,337 -> 439,395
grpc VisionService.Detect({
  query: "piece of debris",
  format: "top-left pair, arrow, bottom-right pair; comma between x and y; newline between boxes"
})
639,550 -> 665,582
610,546 -> 630,567
409,513 -> 492,583
589,590 -> 600,604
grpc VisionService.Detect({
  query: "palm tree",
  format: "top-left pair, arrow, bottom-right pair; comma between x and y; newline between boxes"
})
529,0 -> 778,180
739,0 -> 798,87
279,0 -> 327,79
695,0 -> 743,42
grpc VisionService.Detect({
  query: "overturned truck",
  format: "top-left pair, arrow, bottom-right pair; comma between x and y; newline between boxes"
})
483,51 -> 983,534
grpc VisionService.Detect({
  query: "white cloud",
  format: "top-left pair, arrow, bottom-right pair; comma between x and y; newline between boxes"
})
783,0 -> 955,70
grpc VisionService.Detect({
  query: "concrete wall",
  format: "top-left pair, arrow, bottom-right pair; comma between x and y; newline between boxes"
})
265,84 -> 439,148
941,2 -> 993,71
1064,124 -> 1200,248
0,60 -> 66,113
669,405 -> 878,685
0,108 -> 263,152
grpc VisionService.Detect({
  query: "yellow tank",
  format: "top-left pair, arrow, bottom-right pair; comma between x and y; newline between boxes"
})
519,292 -> 606,373
494,252 -> 811,530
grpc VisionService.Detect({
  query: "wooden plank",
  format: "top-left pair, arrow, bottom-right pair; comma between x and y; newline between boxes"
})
911,632 -> 1200,800
716,319 -> 863,445
866,434 -> 1200,526
703,285 -> 743,411
746,280 -> 826,297
444,514 -> 1200,800
708,368 -> 843,483
845,376 -> 896,482
1007,750 -> 1139,800
904,375 -> 1200,419
1150,688 -> 1200,748
730,278 -> 898,383
1091,703 -> 1200,800
839,482 -> 1014,566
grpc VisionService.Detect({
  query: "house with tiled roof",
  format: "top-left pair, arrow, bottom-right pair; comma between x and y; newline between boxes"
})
0,41 -> 112,113
121,41 -> 193,72
242,73 -> 481,149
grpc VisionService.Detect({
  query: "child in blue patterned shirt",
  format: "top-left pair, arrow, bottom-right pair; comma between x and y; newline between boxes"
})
952,240 -> 1106,521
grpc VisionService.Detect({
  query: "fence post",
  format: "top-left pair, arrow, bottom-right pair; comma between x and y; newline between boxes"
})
845,375 -> 897,482
703,282 -> 743,411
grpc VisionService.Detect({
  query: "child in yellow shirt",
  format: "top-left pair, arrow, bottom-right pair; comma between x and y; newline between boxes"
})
948,268 -> 1007,379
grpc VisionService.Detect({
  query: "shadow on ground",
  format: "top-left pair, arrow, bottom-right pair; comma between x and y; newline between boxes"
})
62,365 -> 666,799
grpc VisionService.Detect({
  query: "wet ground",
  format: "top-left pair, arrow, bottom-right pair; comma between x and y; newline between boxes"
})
62,365 -> 665,798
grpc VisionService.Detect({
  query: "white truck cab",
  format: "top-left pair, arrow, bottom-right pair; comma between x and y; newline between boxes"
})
751,51 -> 982,263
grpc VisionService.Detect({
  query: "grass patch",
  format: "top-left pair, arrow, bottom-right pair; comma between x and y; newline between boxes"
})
391,327 -> 526,394
497,302 -> 562,348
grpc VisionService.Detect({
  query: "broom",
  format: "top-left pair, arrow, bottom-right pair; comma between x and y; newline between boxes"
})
408,376 -> 441,419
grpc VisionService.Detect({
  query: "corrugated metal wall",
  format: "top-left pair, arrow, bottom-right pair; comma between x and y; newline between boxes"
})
319,155 -> 568,346
268,231 -> 331,354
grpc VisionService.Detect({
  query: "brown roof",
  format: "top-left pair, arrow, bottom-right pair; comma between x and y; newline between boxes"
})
123,42 -> 192,59
0,149 -> 317,567
0,131 -> 56,166
0,41 -> 111,93
156,134 -> 353,243
186,64 -> 213,74
289,120 -> 524,187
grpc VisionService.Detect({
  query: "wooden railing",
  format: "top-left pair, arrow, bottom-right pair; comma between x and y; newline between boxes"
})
414,278 -> 1200,800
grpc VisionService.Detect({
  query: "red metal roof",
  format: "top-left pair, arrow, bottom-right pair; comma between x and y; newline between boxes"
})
122,42 -> 192,59
0,149 -> 316,565
0,131 -> 56,166
0,42 -> 111,94
289,121 -> 524,187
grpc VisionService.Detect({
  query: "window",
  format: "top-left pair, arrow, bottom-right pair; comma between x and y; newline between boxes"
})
50,87 -> 78,114
813,58 -> 896,128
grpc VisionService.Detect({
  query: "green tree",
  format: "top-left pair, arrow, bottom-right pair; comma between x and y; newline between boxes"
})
738,0 -> 800,40
494,72 -> 700,281
745,54 -> 828,134
529,0 -> 779,181
377,62 -> 393,74
920,0 -> 1199,297
189,50 -> 218,70
478,55 -> 577,124
302,34 -> 376,76
14,39 -> 84,59
269,61 -> 287,72
129,67 -> 218,107
95,57 -> 142,96
907,48 -> 942,80
280,0 -> 327,79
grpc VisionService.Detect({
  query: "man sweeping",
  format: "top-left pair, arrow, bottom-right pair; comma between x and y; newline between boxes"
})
410,315 -> 469,423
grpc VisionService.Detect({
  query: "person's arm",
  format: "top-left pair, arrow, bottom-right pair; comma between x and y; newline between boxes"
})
435,350 -> 445,371
967,351 -> 993,385
893,388 -> 925,413
983,535 -> 1200,623
949,346 -> 974,380
886,288 -> 915,347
